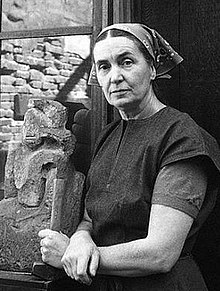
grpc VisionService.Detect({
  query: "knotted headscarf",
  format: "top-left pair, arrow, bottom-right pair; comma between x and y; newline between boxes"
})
88,23 -> 183,86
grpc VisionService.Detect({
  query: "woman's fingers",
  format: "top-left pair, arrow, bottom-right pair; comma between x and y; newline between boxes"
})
77,256 -> 92,285
38,229 -> 54,238
62,252 -> 92,285
60,231 -> 99,285
40,246 -> 47,262
89,251 -> 99,277
63,257 -> 76,279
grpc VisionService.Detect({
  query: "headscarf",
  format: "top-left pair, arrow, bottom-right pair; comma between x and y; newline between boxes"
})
88,23 -> 183,86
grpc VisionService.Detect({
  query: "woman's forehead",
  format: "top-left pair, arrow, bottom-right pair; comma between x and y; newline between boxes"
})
93,36 -> 140,61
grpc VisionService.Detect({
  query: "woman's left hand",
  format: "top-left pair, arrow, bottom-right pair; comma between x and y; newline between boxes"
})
61,230 -> 100,285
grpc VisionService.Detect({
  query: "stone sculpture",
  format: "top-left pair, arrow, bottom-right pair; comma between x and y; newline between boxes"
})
0,99 -> 85,272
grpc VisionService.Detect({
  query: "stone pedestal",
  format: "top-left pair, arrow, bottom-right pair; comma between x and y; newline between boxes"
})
0,270 -> 85,291
0,271 -> 51,291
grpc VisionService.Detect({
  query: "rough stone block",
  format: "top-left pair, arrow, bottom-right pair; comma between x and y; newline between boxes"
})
0,102 -> 12,110
60,69 -> 71,77
45,43 -> 63,55
52,89 -> 59,97
36,58 -> 45,68
2,42 -> 14,53
42,82 -> 57,90
43,89 -> 55,97
16,85 -> 30,94
44,52 -> 54,60
0,109 -> 5,118
32,49 -> 44,58
12,133 -> 22,141
45,60 -> 54,68
0,118 -> 13,126
58,83 -> 65,90
54,60 -> 64,70
1,99 -> 85,272
30,69 -> 44,81
12,120 -> 24,127
9,39 -> 22,47
69,56 -> 83,65
28,87 -> 43,97
36,43 -> 45,51
4,53 -> 14,61
53,75 -> 67,84
1,76 -> 16,85
41,82 -> 51,90
17,64 -> 30,71
30,81 -> 42,89
14,47 -> 23,54
14,70 -> 30,79
1,125 -> 11,133
44,75 -> 55,83
14,78 -> 26,86
50,39 -> 64,47
0,94 -> 15,102
0,85 -> 16,93
44,67 -> 59,75
63,63 -> 73,70
5,109 -> 14,118
10,126 -> 22,134
0,133 -> 13,141
58,55 -> 69,63
1,59 -> 19,71
26,56 -> 39,66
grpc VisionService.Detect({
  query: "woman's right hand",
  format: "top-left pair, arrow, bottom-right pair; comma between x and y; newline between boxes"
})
61,230 -> 100,285
38,229 -> 70,269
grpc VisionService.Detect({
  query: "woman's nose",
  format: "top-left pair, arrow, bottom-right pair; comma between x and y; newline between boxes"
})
110,66 -> 123,83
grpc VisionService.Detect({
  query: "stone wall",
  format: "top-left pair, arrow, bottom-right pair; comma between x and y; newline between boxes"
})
0,36 -> 89,151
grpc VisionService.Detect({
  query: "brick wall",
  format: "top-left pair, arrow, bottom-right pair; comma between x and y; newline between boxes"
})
0,36 -> 89,150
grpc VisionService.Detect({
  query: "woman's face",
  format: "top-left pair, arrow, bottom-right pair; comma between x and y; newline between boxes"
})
93,36 -> 155,114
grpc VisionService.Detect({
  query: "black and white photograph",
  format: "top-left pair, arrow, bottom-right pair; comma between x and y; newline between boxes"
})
0,1 -> 219,290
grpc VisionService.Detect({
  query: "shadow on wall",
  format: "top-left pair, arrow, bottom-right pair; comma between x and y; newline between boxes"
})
71,108 -> 91,175
0,149 -> 7,200
54,55 -> 92,175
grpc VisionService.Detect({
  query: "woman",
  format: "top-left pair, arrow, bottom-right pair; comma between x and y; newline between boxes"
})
39,23 -> 220,290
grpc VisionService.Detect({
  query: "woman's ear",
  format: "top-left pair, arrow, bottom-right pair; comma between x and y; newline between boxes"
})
150,65 -> 156,81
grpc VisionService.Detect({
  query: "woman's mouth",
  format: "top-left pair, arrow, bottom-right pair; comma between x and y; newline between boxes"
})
111,89 -> 131,95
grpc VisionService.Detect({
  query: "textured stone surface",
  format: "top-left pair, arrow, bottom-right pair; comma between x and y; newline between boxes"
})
1,99 -> 85,272
2,0 -> 92,31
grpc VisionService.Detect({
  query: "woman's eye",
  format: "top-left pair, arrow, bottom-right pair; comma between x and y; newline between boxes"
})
98,63 -> 109,71
122,59 -> 133,67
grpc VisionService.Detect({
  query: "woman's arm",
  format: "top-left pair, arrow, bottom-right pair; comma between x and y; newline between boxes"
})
62,159 -> 207,282
98,159 -> 208,276
38,209 -> 97,280
98,204 -> 193,276
61,209 -> 100,285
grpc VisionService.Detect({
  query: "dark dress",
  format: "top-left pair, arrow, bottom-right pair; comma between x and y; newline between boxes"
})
84,107 -> 220,290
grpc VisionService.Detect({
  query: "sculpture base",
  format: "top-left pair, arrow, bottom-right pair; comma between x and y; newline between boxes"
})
0,269 -> 86,290
32,262 -> 67,281
0,270 -> 51,290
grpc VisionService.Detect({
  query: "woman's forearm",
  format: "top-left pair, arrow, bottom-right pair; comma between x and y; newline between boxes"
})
97,204 -> 194,277
98,238 -> 171,277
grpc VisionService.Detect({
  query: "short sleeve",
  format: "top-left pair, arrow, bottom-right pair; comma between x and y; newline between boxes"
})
158,113 -> 220,176
152,159 -> 208,218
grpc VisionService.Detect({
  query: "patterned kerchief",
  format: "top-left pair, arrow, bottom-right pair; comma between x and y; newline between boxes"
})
88,23 -> 183,86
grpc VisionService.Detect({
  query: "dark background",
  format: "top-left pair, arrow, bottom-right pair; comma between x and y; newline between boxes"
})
133,1 -> 220,290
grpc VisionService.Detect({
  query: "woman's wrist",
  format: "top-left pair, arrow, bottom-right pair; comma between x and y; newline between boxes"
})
70,228 -> 92,243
